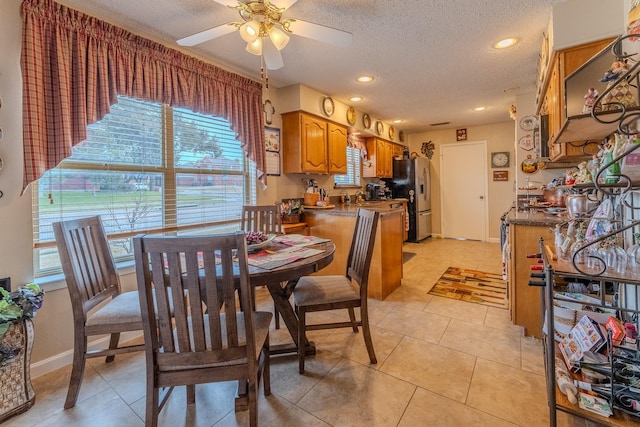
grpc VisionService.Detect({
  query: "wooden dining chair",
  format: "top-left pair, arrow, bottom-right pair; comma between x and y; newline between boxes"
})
240,204 -> 283,235
241,204 -> 283,328
293,208 -> 379,374
133,231 -> 271,427
53,216 -> 145,409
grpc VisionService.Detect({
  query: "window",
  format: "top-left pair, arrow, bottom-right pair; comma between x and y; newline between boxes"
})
334,146 -> 361,187
33,96 -> 256,276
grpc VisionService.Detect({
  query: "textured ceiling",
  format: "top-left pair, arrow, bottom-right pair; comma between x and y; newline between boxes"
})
56,0 -> 564,133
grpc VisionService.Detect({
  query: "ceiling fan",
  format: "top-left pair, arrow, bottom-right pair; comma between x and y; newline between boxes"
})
177,0 -> 352,70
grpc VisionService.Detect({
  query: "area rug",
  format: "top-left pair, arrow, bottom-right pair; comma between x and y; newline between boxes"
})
428,267 -> 507,309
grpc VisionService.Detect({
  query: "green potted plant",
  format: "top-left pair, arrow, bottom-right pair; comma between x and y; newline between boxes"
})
281,199 -> 304,224
0,283 -> 44,421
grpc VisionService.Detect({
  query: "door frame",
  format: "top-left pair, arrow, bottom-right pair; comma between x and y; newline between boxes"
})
439,140 -> 489,241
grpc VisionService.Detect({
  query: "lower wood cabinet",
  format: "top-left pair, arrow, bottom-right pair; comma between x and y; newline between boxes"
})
304,209 -> 403,300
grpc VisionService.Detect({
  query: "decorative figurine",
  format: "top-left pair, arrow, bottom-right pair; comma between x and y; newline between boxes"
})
582,87 -> 599,114
600,58 -> 636,111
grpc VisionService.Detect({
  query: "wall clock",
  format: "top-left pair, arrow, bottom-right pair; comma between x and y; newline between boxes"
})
322,96 -> 335,117
491,151 -> 510,168
363,113 -> 371,129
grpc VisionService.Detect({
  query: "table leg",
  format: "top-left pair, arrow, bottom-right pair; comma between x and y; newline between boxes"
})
265,280 -> 316,356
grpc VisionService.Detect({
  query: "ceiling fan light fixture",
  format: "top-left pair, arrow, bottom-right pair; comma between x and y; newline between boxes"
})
269,26 -> 290,50
246,37 -> 263,55
239,20 -> 261,43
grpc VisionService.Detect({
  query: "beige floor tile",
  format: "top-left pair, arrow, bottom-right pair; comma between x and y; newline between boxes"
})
466,358 -> 548,426
376,305 -> 450,343
380,336 -> 476,403
520,336 -> 545,375
424,295 -> 489,325
269,352 -> 342,402
297,358 -> 415,427
485,306 -> 521,332
88,350 -> 146,404
439,318 -> 522,368
398,386 -> 517,426
129,381 -> 238,427
30,388 -> 144,427
214,392 -> 331,427
315,324 -> 403,368
3,363 -> 110,427
381,285 -> 432,311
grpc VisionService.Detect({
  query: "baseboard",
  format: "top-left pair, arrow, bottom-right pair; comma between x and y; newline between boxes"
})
487,237 -> 500,244
29,331 -> 143,379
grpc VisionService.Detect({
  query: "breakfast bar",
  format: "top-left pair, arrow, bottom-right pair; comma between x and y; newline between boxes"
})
303,202 -> 405,300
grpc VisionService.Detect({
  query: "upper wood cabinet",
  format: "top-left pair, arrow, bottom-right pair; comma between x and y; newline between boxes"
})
327,122 -> 347,174
538,38 -> 615,162
282,111 -> 347,174
363,137 -> 394,178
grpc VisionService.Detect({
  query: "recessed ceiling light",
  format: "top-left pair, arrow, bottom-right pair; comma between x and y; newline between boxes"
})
473,106 -> 487,111
349,96 -> 363,102
392,119 -> 403,124
494,38 -> 518,49
356,75 -> 374,83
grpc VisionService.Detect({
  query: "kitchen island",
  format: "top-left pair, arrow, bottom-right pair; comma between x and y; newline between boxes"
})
303,201 -> 405,300
505,208 -> 566,338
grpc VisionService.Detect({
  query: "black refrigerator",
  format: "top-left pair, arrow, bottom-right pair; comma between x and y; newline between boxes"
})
384,158 -> 432,242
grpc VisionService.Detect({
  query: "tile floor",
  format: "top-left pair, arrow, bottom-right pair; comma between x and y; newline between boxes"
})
6,238 -> 602,426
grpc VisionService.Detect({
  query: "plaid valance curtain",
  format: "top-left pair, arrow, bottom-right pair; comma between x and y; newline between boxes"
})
20,0 -> 266,194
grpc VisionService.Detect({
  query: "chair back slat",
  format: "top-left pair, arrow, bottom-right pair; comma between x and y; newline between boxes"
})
134,231 -> 257,368
345,209 -> 379,296
241,205 -> 282,235
53,216 -> 121,316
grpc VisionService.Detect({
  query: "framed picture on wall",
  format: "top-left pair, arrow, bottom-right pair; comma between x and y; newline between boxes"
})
456,128 -> 467,141
265,126 -> 280,152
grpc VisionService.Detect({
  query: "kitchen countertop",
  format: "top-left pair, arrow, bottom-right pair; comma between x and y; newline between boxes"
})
505,207 -> 567,227
303,200 -> 405,217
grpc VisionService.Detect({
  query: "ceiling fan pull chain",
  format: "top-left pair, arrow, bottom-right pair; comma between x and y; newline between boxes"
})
260,55 -> 269,88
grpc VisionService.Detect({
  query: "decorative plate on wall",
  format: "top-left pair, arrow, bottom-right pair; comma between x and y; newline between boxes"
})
346,106 -> 356,125
322,96 -> 335,117
363,113 -> 371,129
519,115 -> 537,131
399,130 -> 405,142
389,126 -> 395,140
518,135 -> 534,151
376,120 -> 383,136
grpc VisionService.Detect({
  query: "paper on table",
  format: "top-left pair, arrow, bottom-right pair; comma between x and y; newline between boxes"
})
248,246 -> 323,270
273,234 -> 330,246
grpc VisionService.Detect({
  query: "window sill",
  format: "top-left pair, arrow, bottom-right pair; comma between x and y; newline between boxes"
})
35,260 -> 137,292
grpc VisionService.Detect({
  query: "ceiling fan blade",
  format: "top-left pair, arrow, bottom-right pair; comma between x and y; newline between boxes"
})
287,19 -> 352,47
177,24 -> 237,46
263,39 -> 284,70
271,0 -> 299,10
211,0 -> 240,7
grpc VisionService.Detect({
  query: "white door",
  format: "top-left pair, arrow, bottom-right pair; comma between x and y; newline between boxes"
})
440,141 -> 488,241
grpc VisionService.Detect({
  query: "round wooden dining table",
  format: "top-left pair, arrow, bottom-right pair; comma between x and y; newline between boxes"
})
247,240 -> 335,355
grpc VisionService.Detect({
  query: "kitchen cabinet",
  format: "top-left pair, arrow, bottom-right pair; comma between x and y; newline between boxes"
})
505,211 -> 556,339
282,111 -> 347,174
538,38 -> 616,162
327,122 -> 347,174
363,137 -> 393,178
